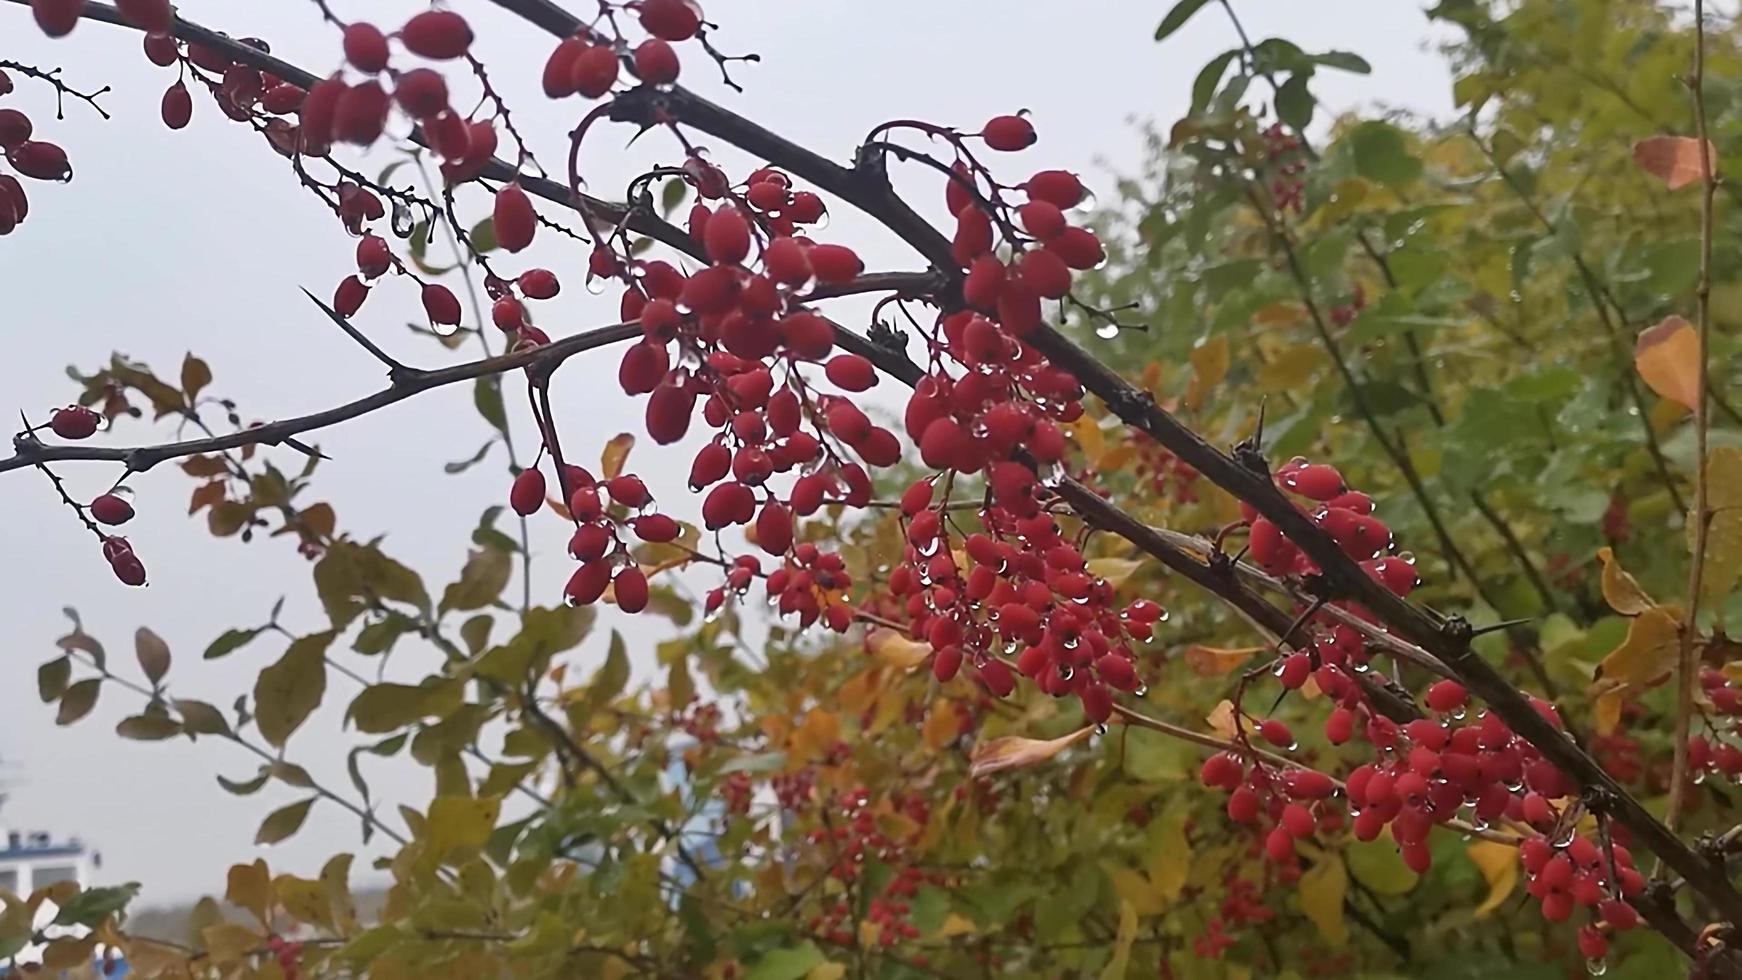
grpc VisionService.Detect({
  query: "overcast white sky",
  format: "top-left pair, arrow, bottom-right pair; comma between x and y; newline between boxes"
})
0,1 -> 1455,906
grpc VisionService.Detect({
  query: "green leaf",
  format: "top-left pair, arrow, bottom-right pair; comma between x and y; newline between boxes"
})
1154,0 -> 1212,41
1276,73 -> 1314,129
460,614 -> 494,654
444,440 -> 496,475
37,656 -> 71,703
440,547 -> 513,613
204,627 -> 264,661
470,216 -> 498,253
116,713 -> 181,741
1347,120 -> 1423,187
744,942 -> 826,980
348,679 -> 463,734
52,883 -> 139,927
474,376 -> 508,438
1313,50 -> 1372,74
218,770 -> 271,796
256,797 -> 317,845
253,631 -> 334,747
659,177 -> 688,216
1346,837 -> 1420,895
135,627 -> 171,685
1191,50 -> 1240,116
180,353 -> 213,400
353,614 -> 416,656
587,631 -> 631,705
56,678 -> 101,726
423,796 -> 502,870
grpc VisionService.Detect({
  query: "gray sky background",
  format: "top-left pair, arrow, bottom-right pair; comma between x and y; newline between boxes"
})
0,1 -> 1456,906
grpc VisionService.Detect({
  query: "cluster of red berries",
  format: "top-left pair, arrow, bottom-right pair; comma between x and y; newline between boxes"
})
1519,831 -> 1644,961
1193,877 -> 1275,960
890,493 -> 1164,724
1688,666 -> 1742,782
1260,121 -> 1307,214
263,934 -> 304,980
802,788 -> 940,947
1126,436 -> 1202,503
0,68 -> 72,235
504,461 -> 681,614
1328,282 -> 1367,328
542,0 -> 700,99
712,543 -> 858,632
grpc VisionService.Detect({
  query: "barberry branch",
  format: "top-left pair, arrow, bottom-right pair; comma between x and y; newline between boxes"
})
0,59 -> 109,118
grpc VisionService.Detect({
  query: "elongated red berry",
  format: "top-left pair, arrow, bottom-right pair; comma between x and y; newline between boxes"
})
394,68 -> 448,119
518,268 -> 560,299
1283,462 -> 1345,500
1018,201 -> 1066,239
807,244 -> 862,283
0,111 -> 31,152
493,182 -> 536,253
161,82 -> 192,129
1024,169 -> 1084,208
982,114 -> 1036,151
1019,248 -> 1071,299
31,0 -> 85,37
356,234 -> 392,278
1047,226 -> 1104,270
565,560 -> 611,606
298,77 -> 346,150
333,275 -> 369,317
703,207 -> 751,264
400,10 -> 472,60
638,0 -> 701,41
764,237 -> 812,285
9,141 -> 71,181
571,44 -> 619,99
824,354 -> 876,392
542,37 -> 586,98
1425,679 -> 1467,714
633,39 -> 680,84
509,468 -> 546,515
50,406 -> 100,439
421,283 -> 461,325
333,81 -> 390,145
344,22 -> 391,72
613,566 -> 649,612
90,493 -> 133,525
756,500 -> 794,555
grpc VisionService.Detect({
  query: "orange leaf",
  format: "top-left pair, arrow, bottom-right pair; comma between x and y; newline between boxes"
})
968,726 -> 1093,777
1184,644 -> 1265,677
1635,316 -> 1701,411
867,628 -> 931,669
1633,136 -> 1718,190
1596,546 -> 1656,616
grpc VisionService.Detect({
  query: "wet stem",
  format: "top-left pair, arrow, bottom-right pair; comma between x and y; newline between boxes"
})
1668,0 -> 1717,837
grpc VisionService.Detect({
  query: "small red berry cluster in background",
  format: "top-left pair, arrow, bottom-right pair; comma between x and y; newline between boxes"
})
1328,283 -> 1367,328
264,934 -> 303,980
1688,666 -> 1742,782
1123,434 -> 1202,504
1193,876 -> 1275,960
1260,121 -> 1307,215
802,787 -> 941,948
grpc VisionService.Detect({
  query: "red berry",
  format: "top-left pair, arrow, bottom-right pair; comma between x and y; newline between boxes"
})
638,0 -> 701,41
115,0 -> 172,35
1258,719 -> 1293,748
824,354 -> 877,392
262,84 -> 306,114
160,82 -> 192,130
982,114 -> 1036,151
630,514 -> 680,543
634,39 -> 680,84
764,237 -> 812,285
565,561 -> 611,606
90,493 -> 133,525
1024,169 -> 1084,208
509,468 -> 546,516
613,566 -> 649,613
9,141 -> 71,181
421,284 -> 462,325
962,254 -> 1006,310
0,111 -> 33,153
1047,226 -> 1105,270
110,552 -> 148,586
703,207 -> 751,264
31,0 -> 85,37
1283,463 -> 1346,500
297,77 -> 346,150
756,501 -> 794,555
571,44 -> 620,99
1226,786 -> 1260,823
394,68 -> 448,120
1425,679 -> 1467,714
333,81 -> 390,145
519,269 -> 561,299
807,244 -> 863,283
400,10 -> 473,60
618,341 -> 669,396
49,406 -> 100,440
607,475 -> 652,508
333,275 -> 370,317
143,34 -> 179,66
343,22 -> 391,73
1264,826 -> 1295,863
1018,201 -> 1066,239
542,37 -> 586,98
356,234 -> 392,278
493,182 -> 536,253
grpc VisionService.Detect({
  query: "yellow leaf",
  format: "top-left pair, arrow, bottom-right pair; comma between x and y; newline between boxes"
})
253,632 -> 333,747
1145,807 -> 1190,905
1700,447 -> 1742,602
43,935 -> 98,970
1098,900 -> 1138,980
1590,606 -> 1681,693
1633,135 -> 1718,190
1596,547 -> 1656,616
225,860 -> 272,925
1258,344 -> 1325,392
1635,315 -> 1701,411
1066,414 -> 1105,463
806,965 -> 848,980
1103,864 -> 1166,917
1252,301 -> 1306,328
202,923 -> 263,966
1184,335 -> 1230,410
600,432 -> 635,480
935,913 -> 976,938
1594,692 -> 1625,736
1184,644 -> 1264,677
1205,699 -> 1253,739
922,700 -> 962,750
968,726 -> 1093,777
1096,443 -> 1139,473
1466,840 -> 1518,918
1086,557 -> 1143,589
866,629 -> 931,670
789,708 -> 841,765
423,796 -> 502,870
1298,855 -> 1348,946
274,874 -> 330,929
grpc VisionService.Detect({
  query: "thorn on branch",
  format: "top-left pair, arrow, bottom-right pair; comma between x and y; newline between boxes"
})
299,287 -> 421,381
694,26 -> 760,93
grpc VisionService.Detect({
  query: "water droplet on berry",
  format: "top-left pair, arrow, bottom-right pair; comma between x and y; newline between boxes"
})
391,199 -> 414,237
1133,684 -> 1148,697
431,317 -> 460,338
1352,661 -> 1370,673
1057,666 -> 1073,681
1093,723 -> 1108,736
1586,958 -> 1608,976
810,211 -> 832,231
1094,322 -> 1119,340
1449,706 -> 1467,721
1694,770 -> 1708,785
586,275 -> 609,296
563,593 -> 580,608
1155,609 -> 1170,623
